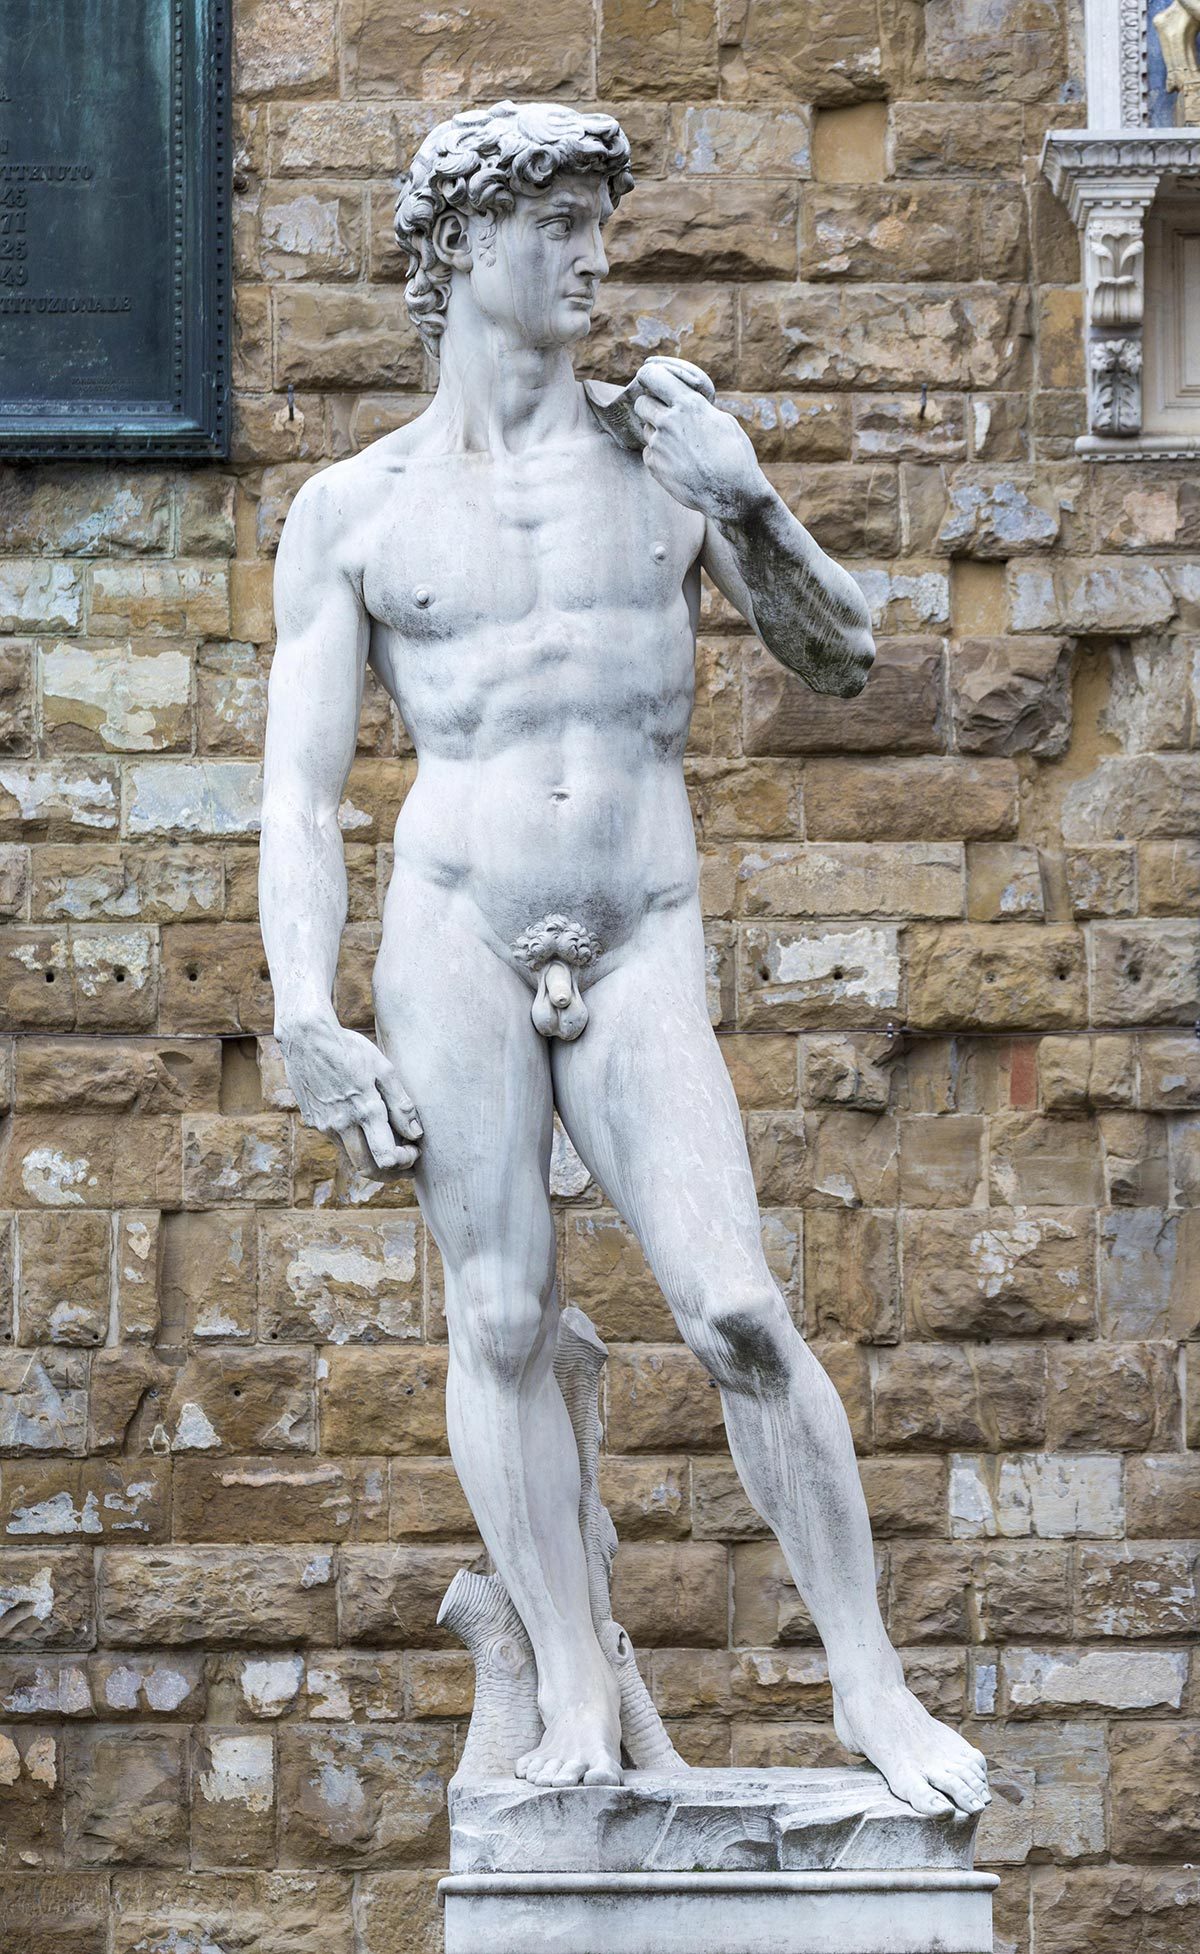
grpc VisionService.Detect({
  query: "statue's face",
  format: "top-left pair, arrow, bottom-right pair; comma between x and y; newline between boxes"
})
464,172 -> 611,350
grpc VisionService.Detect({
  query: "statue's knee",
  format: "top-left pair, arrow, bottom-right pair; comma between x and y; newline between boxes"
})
450,1251 -> 554,1384
692,1282 -> 795,1392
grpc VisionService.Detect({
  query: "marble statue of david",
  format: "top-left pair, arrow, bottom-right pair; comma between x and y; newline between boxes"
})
259,100 -> 988,1817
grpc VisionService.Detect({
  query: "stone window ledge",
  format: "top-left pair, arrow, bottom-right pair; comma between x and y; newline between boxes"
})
1041,131 -> 1200,454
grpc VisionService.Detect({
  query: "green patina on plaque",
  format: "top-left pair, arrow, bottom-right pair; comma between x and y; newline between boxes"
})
0,0 -> 230,457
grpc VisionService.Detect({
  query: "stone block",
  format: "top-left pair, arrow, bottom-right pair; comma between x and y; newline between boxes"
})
0,1545 -> 94,1648
272,289 -> 423,391
717,1034 -> 797,1110
1100,1111 -> 1169,1206
874,1344 -> 1046,1449
987,1113 -> 1103,1206
258,1213 -> 423,1344
158,1211 -> 256,1343
720,0 -> 887,107
1003,1646 -> 1187,1715
174,1457 -> 387,1544
890,1542 -> 1072,1646
903,1208 -> 1094,1336
258,183 -> 364,282
1009,560 -> 1175,635
898,1116 -> 986,1208
1111,1723 -> 1200,1857
804,758 -> 1018,841
739,923 -> 901,1029
236,0 -> 337,96
342,0 -> 592,97
125,761 -> 261,842
1033,1867 -> 1200,1954
580,283 -> 737,388
1140,838 -> 1200,914
967,844 -> 1044,922
1127,1455 -> 1200,1536
562,1212 -> 676,1342
0,1352 -> 88,1456
320,1348 -> 448,1457
597,1456 -> 690,1540
804,184 -> 983,283
1098,1208 -> 1200,1338
1064,846 -> 1136,919
670,106 -> 811,176
690,1460 -> 770,1541
951,637 -> 1071,756
109,1870 -> 356,1954
0,1461 -> 169,1544
64,1728 -> 188,1866
0,1724 -> 64,1866
730,841 -> 963,919
609,182 -> 798,280
1075,1545 -> 1198,1638
338,1546 -> 480,1648
196,641 -> 269,755
390,1461 -> 477,1541
949,1454 -> 1123,1540
1037,1034 -> 1135,1113
606,1346 -> 726,1452
1063,755 -> 1200,844
16,1213 -> 109,1346
852,394 -> 967,461
30,842 -> 223,927
611,1542 -> 729,1646
1090,921 -> 1200,1024
906,925 -> 1086,1030
740,284 -> 1031,391
191,1730 -> 276,1868
1139,1032 -> 1200,1108
0,762 -> 120,842
804,1209 -> 899,1341
160,925 -> 274,1034
90,1346 -> 314,1458
0,562 -> 83,633
40,644 -> 191,755
802,1032 -> 895,1111
1047,1341 -> 1177,1450
353,1871 -> 444,1954
100,1547 -> 336,1646
888,103 -> 1024,175
976,1721 -> 1106,1867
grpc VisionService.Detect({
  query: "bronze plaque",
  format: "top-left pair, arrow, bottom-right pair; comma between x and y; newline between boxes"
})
0,1 -> 230,457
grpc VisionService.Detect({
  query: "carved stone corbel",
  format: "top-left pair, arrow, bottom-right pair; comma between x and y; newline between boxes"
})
1038,135 -> 1200,450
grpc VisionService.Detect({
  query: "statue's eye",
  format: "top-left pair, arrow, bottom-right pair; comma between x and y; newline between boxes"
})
542,217 -> 571,237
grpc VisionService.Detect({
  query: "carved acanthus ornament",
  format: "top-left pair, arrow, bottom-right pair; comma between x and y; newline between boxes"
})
1041,133 -> 1200,450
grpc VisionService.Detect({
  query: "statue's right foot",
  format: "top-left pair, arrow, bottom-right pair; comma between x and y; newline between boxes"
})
516,1676 -> 622,1787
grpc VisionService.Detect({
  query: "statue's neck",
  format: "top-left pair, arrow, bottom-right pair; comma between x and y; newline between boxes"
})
429,317 -> 586,457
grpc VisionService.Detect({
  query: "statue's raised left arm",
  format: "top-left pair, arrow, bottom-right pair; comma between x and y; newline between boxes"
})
631,361 -> 876,698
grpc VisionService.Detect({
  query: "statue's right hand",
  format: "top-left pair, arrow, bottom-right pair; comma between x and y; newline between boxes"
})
277,1018 -> 422,1176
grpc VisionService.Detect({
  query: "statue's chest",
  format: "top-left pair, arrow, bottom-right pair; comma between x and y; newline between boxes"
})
362,445 -> 698,642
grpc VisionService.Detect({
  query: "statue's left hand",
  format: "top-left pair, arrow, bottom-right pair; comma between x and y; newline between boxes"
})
631,360 -> 769,524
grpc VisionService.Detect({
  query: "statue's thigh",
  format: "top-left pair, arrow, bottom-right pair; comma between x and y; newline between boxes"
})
374,882 -> 554,1270
552,931 -> 766,1297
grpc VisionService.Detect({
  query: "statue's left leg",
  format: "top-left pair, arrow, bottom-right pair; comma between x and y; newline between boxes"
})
551,901 -> 989,1819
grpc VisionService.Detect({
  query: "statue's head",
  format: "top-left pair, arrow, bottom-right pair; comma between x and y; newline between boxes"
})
394,101 -> 634,357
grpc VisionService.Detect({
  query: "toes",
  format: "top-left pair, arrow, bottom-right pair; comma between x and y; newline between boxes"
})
584,1762 -> 623,1786
515,1752 -> 533,1779
892,1770 -> 955,1818
928,1765 -> 986,1815
550,1759 -> 586,1787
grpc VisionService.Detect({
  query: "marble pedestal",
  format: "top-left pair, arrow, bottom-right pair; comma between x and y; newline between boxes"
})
440,1766 -> 997,1954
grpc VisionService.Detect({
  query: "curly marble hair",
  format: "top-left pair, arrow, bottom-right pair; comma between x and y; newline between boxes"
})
394,100 -> 634,355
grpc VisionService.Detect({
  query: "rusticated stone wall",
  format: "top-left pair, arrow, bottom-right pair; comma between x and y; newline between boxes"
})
2,2 -> 1199,1950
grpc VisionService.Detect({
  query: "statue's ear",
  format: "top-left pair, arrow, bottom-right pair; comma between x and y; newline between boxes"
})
431,210 -> 472,272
